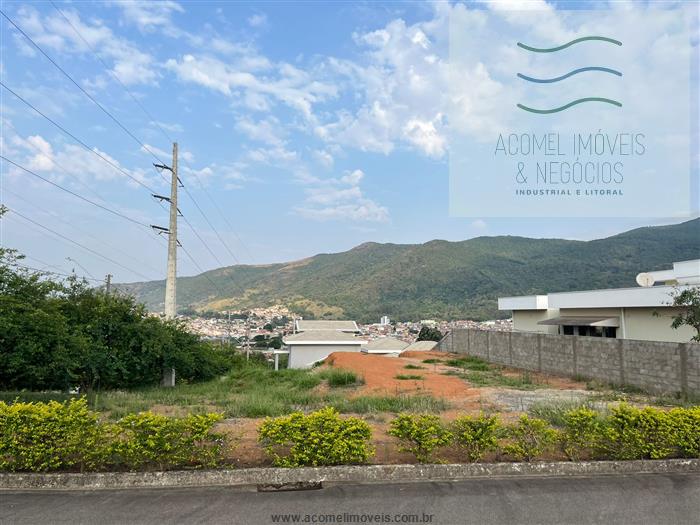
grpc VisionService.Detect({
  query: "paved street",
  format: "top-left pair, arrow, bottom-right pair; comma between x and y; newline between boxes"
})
1,473 -> 698,525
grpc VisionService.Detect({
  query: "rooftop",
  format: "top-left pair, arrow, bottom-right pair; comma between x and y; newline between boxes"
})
284,330 -> 366,345
295,320 -> 360,332
364,337 -> 409,351
499,259 -> 700,311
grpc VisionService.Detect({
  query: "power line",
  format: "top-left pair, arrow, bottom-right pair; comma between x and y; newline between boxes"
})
1,9 -> 168,166
3,119 -> 109,205
46,2 -> 252,264
8,262 -> 102,282
0,81 -> 159,194
0,155 -> 152,229
7,261 -> 130,294
5,207 -> 154,281
3,186 -> 163,276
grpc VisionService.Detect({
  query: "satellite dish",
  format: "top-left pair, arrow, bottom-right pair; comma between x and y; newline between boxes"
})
636,273 -> 655,287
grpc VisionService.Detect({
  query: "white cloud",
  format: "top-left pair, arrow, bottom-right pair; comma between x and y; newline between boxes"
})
111,0 -> 184,32
403,117 -> 446,158
235,116 -> 285,146
247,13 -> 268,28
295,168 -> 389,222
12,5 -> 159,86
165,53 -> 337,118
312,149 -> 334,168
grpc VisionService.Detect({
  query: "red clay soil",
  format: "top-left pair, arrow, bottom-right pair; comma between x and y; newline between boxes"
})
325,351 -> 475,399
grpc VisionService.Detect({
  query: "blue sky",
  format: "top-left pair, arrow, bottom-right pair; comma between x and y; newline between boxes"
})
1,0 -> 698,284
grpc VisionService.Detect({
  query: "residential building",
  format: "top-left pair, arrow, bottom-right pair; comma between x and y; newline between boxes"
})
285,320 -> 365,368
498,260 -> 700,343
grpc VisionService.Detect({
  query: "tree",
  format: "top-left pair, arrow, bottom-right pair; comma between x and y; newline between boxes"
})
0,245 -> 234,391
668,287 -> 700,342
417,326 -> 443,342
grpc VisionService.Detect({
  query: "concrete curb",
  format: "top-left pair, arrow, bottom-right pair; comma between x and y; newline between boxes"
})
1,459 -> 699,490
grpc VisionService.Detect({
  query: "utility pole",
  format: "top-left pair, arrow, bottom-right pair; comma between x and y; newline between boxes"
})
164,142 -> 178,321
105,274 -> 112,295
152,142 -> 179,388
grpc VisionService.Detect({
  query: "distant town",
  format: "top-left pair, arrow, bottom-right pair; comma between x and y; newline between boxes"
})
177,305 -> 513,345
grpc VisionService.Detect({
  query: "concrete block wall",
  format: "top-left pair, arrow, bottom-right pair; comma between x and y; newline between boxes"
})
438,328 -> 700,397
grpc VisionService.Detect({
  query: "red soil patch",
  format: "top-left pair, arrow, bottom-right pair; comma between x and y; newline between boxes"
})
326,351 -> 477,400
399,350 -> 449,359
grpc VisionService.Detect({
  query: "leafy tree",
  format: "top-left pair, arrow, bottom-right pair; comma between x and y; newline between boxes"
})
668,287 -> 700,342
0,245 -> 234,391
417,326 -> 443,342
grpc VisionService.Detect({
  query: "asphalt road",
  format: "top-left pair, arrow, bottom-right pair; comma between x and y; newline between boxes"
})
1,473 -> 698,525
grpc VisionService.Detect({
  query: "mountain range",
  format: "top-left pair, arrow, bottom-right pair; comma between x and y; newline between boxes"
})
121,218 -> 700,322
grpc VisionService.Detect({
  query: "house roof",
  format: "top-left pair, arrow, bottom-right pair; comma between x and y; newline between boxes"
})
283,330 -> 366,346
500,284 -> 692,311
364,337 -> 409,351
295,320 -> 359,332
403,340 -> 438,352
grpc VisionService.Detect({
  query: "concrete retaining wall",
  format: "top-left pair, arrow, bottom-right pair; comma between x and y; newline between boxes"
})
439,329 -> 700,396
1,460 -> 698,490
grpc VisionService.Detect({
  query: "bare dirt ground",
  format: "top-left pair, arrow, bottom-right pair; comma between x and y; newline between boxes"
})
221,350 -> 593,466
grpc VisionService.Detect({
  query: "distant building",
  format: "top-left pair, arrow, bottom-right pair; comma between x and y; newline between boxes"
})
403,340 -> 438,352
380,315 -> 390,326
294,319 -> 360,333
362,336 -> 407,356
285,320 -> 364,368
499,259 -> 700,343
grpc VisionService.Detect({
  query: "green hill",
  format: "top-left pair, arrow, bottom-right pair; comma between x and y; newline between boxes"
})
121,218 -> 700,322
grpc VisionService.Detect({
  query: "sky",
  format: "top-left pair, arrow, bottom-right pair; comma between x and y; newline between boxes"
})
0,0 -> 698,284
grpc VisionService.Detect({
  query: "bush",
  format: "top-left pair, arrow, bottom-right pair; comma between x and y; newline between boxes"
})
599,404 -> 675,460
559,407 -> 604,461
388,413 -> 452,463
321,369 -> 363,388
114,412 -> 224,470
451,414 -> 500,462
258,407 -> 373,467
0,398 -> 225,472
503,415 -> 558,462
669,406 -> 700,458
0,398 -> 108,472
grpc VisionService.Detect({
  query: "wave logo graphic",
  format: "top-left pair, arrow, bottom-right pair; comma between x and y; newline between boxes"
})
517,36 -> 622,114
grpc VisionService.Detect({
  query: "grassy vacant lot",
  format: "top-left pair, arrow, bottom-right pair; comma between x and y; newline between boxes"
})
432,355 -> 541,390
0,356 -> 447,419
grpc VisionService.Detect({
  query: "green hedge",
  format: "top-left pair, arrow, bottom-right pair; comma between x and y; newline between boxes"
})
387,405 -> 700,463
0,398 -> 224,472
258,407 -> 373,467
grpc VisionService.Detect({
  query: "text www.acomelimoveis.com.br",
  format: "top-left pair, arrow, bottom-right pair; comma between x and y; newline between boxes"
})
269,512 -> 435,523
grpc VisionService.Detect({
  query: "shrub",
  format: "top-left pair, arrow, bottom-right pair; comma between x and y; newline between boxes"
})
388,413 -> 452,463
445,356 -> 490,371
321,369 -> 363,388
0,398 -> 108,472
114,412 -> 225,470
599,404 -> 675,460
503,415 -> 558,462
258,407 -> 373,467
404,364 -> 425,370
669,406 -> 700,458
529,399 -> 601,427
0,399 -> 226,472
451,414 -> 500,462
395,374 -> 423,380
559,407 -> 604,461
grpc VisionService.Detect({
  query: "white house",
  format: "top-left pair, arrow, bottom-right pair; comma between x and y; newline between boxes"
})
498,259 -> 700,343
284,320 -> 365,368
